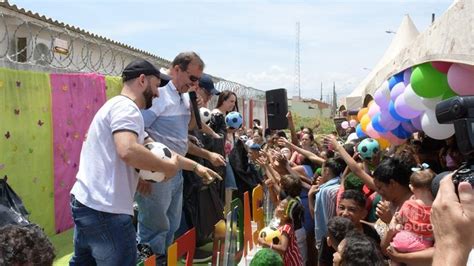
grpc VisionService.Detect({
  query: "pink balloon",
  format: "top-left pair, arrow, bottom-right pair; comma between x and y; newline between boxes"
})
366,123 -> 380,139
447,63 -> 474,95
385,132 -> 405,145
349,119 -> 357,127
431,61 -> 453,73
368,103 -> 381,118
390,82 -> 405,101
341,121 -> 349,129
459,63 -> 474,71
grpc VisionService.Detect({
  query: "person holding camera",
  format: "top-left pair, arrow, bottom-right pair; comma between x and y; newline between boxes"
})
431,173 -> 474,266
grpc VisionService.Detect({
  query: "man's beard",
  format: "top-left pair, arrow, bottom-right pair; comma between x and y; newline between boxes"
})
143,84 -> 154,109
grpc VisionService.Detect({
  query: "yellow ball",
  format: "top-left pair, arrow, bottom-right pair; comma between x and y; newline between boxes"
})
214,220 -> 226,238
258,226 -> 281,245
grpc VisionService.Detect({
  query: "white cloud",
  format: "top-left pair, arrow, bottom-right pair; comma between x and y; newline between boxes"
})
90,22 -> 171,39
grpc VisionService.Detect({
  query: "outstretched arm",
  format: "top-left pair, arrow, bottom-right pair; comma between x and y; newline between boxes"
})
287,112 -> 299,146
279,137 -> 325,166
326,135 -> 376,191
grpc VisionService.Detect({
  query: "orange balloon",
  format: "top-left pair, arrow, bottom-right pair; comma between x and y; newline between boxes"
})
376,137 -> 390,150
357,107 -> 368,122
360,114 -> 371,132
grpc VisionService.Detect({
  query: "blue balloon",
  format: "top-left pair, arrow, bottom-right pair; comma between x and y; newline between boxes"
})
372,113 -> 387,133
389,101 -> 409,122
388,74 -> 404,90
394,71 -> 404,81
356,124 -> 366,138
391,124 -> 411,139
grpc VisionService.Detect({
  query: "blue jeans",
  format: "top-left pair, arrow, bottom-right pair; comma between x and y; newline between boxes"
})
135,170 -> 183,255
69,195 -> 137,266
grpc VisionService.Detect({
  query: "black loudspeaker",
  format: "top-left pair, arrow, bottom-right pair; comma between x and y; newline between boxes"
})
266,88 -> 288,130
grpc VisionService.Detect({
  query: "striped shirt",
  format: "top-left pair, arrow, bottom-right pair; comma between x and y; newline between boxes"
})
279,223 -> 303,266
314,176 -> 341,248
141,81 -> 191,156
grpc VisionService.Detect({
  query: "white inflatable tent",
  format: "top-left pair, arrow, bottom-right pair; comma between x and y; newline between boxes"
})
346,0 -> 474,111
344,15 -> 420,110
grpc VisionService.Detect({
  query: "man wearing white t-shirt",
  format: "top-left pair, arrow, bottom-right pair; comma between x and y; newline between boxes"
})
69,60 -> 179,265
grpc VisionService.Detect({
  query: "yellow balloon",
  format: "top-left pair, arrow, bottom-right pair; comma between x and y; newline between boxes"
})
360,114 -> 371,132
357,107 -> 368,122
376,137 -> 390,150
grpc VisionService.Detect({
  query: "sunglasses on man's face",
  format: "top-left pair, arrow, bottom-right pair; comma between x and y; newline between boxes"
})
185,70 -> 200,82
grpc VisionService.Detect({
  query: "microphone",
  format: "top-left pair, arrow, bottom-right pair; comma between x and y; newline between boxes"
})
188,91 -> 202,130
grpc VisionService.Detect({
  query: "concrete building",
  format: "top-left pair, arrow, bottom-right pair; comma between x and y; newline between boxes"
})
288,96 -> 332,119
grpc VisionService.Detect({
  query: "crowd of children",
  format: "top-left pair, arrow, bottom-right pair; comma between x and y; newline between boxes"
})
227,110 -> 472,266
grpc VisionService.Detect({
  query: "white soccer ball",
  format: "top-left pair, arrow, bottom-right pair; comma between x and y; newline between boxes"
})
239,135 -> 248,142
139,142 -> 172,182
199,107 -> 212,123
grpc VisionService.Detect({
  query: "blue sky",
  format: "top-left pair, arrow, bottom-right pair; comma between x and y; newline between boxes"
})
12,0 -> 452,100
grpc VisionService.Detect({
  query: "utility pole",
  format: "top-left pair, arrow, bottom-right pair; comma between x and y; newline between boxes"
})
294,22 -> 301,98
320,82 -> 323,101
332,82 -> 337,117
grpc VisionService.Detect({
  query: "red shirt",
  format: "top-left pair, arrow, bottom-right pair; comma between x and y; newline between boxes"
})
398,199 -> 433,238
278,224 -> 303,266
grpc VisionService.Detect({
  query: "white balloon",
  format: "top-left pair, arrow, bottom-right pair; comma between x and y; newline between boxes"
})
380,81 -> 391,97
403,84 -> 425,111
421,97 -> 442,109
421,109 -> 455,140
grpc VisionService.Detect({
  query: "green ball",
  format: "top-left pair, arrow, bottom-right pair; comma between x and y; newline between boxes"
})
411,63 -> 451,98
250,248 -> 283,266
357,138 -> 380,160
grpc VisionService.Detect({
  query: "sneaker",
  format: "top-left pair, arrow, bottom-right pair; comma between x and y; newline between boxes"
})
192,249 -> 213,263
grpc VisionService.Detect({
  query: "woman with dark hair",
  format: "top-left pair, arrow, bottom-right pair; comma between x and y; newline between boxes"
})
209,90 -> 239,214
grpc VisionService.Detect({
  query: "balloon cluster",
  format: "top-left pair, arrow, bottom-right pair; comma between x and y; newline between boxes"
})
357,62 -> 474,143
341,119 -> 357,130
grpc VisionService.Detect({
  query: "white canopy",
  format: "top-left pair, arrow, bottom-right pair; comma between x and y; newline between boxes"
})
384,0 -> 474,78
345,0 -> 474,110
344,15 -> 420,110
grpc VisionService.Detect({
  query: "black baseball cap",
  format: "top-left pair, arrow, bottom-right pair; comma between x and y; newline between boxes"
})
122,59 -> 171,87
199,74 -> 220,95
